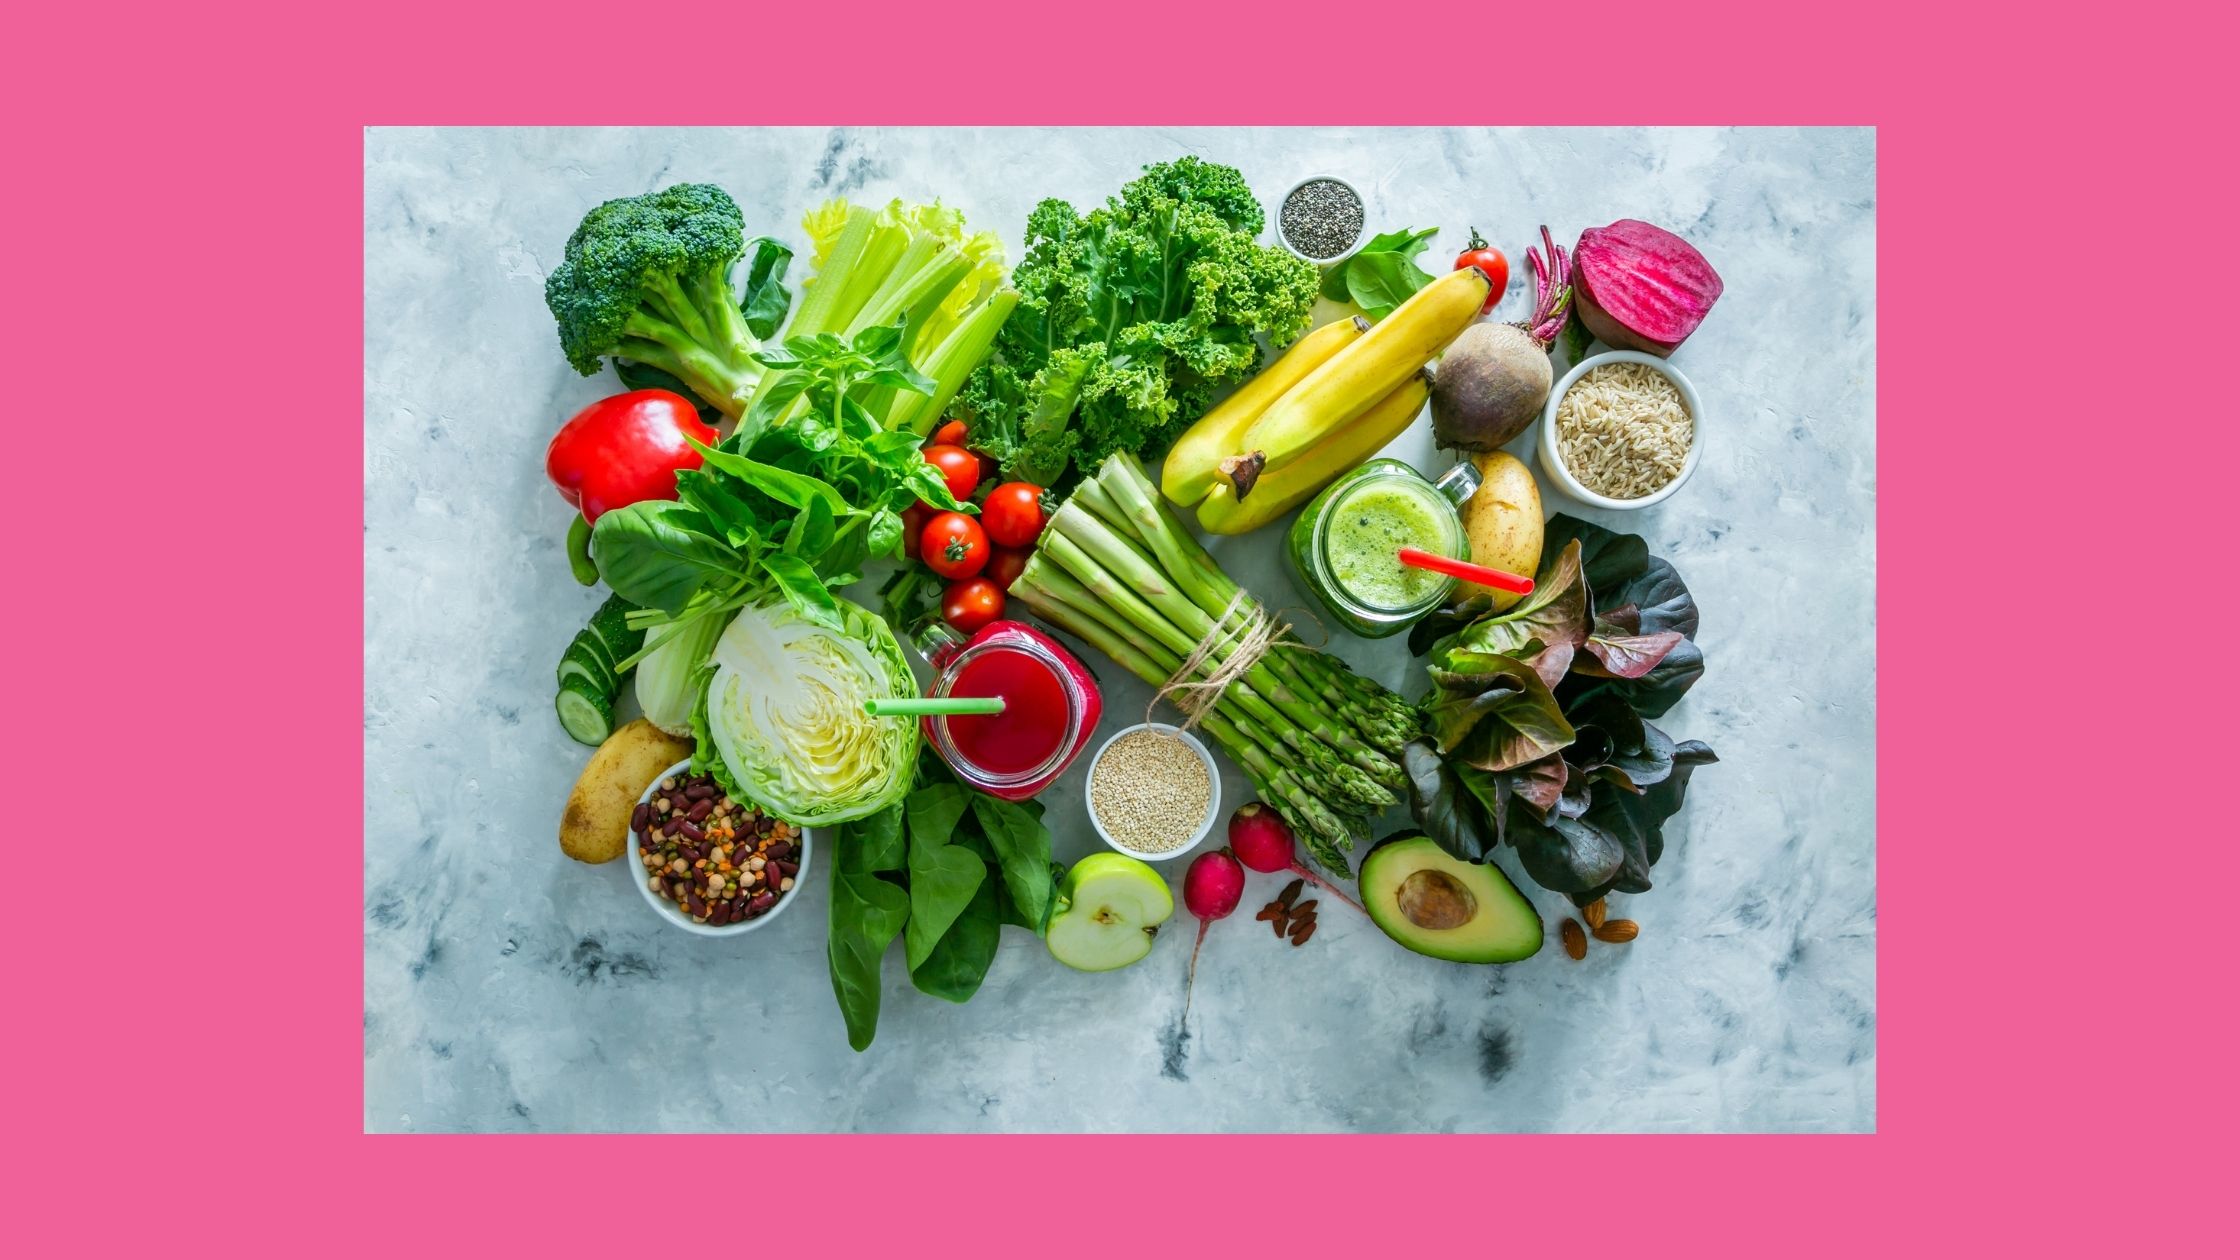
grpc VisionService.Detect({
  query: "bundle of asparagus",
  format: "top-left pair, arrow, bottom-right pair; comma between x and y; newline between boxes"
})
1011,452 -> 1419,873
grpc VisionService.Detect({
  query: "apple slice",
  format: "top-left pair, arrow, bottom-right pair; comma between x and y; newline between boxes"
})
1045,852 -> 1174,972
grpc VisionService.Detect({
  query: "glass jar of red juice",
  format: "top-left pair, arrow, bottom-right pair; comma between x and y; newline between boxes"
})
917,619 -> 1102,800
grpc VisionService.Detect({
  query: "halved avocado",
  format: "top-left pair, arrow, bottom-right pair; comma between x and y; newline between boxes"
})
1359,832 -> 1542,963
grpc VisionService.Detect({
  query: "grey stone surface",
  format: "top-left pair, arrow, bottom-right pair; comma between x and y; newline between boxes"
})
365,126 -> 1875,1132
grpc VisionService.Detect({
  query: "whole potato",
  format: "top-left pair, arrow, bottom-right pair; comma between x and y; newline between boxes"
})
1460,452 -> 1544,610
559,718 -> 693,864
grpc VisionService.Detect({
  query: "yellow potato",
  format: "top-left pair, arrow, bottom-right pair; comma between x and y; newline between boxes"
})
1460,452 -> 1544,609
559,718 -> 693,864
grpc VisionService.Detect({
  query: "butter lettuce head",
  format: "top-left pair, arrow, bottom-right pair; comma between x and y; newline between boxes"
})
703,597 -> 917,827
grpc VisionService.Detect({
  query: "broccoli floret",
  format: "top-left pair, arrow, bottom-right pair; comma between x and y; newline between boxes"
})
543,183 -> 763,417
1123,156 -> 1266,235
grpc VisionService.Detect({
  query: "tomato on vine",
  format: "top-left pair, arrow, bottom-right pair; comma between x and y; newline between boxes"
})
1454,229 -> 1509,311
920,511 -> 989,580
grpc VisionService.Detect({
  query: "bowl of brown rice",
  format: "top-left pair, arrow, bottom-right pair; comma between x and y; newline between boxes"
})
1538,350 -> 1703,510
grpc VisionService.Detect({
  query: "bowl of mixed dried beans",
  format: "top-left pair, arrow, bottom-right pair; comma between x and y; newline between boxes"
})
628,759 -> 812,937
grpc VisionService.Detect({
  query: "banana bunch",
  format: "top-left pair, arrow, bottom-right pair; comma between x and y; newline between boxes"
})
1160,265 -> 1491,534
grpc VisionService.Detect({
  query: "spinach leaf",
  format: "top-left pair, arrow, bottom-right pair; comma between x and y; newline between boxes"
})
827,830 -> 911,1051
909,878 -> 1001,1002
904,828 -> 986,970
1320,227 -> 1439,320
971,794 -> 1055,934
906,783 -> 973,851
588,500 -> 743,615
738,237 -> 793,340
995,860 -> 1065,933
840,801 -> 906,874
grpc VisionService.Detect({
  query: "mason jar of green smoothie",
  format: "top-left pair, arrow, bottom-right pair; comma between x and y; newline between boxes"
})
1285,458 -> 1477,638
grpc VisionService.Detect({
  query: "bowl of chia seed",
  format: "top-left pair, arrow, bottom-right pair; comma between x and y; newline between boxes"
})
1277,175 -> 1366,264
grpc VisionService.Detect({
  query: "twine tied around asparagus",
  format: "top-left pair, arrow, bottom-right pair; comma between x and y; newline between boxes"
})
1149,590 -> 1301,732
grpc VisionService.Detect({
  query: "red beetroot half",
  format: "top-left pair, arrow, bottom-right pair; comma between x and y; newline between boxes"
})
1572,219 -> 1724,358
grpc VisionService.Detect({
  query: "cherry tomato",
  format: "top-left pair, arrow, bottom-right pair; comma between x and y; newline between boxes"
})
1454,228 -> 1510,312
943,577 -> 1006,633
983,545 -> 1031,592
922,444 -> 981,503
980,482 -> 1047,548
900,501 -> 934,560
919,511 -> 989,580
930,419 -> 969,447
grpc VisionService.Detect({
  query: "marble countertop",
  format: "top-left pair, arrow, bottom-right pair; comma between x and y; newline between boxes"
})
364,126 -> 1875,1133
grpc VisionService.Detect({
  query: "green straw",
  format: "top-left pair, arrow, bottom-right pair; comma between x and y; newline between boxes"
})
865,696 -> 1006,717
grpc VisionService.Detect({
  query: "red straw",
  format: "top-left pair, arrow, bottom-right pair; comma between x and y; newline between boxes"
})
1396,546 -> 1534,595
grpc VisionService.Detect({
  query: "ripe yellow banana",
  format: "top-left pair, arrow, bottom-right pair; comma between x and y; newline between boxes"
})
1223,265 -> 1491,498
1161,316 -> 1368,506
1196,368 -> 1431,535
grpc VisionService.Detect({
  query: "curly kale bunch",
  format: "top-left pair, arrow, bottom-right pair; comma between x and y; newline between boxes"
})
954,157 -> 1318,487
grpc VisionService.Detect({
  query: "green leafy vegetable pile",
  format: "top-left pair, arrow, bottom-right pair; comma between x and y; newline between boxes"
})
827,754 -> 1064,1050
953,157 -> 1320,488
1403,516 -> 1716,905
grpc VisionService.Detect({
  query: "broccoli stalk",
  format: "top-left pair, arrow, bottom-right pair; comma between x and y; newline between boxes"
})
544,184 -> 765,418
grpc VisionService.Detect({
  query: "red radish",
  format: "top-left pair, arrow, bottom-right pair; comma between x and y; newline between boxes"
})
1571,219 -> 1723,358
1226,803 -> 1364,916
1179,849 -> 1246,1026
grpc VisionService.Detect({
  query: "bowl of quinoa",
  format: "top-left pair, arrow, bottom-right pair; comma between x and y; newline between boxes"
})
1084,723 -> 1221,862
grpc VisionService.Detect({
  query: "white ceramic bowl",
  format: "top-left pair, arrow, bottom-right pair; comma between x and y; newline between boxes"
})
1538,349 -> 1705,511
627,758 -> 814,938
1083,723 -> 1221,863
1275,174 -> 1367,265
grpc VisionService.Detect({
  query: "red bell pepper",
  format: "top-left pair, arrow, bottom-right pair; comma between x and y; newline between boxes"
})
545,390 -> 718,524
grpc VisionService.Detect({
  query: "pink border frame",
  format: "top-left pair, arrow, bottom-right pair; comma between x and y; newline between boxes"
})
16,0 -> 2221,1249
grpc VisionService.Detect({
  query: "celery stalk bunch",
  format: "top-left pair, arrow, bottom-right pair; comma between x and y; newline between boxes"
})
742,199 -> 1018,436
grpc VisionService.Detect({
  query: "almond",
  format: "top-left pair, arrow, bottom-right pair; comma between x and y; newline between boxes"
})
1591,918 -> 1640,944
1583,898 -> 1608,930
1560,919 -> 1588,960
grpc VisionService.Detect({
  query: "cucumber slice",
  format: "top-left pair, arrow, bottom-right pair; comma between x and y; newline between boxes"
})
555,675 -> 614,746
557,642 -> 615,697
560,629 -> 617,683
587,594 -> 645,662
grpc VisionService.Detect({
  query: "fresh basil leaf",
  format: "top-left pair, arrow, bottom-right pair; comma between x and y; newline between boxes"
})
865,508 -> 904,560
784,495 -> 836,563
909,877 -> 1000,1002
738,237 -> 794,340
742,371 -> 813,439
689,438 -> 851,515
762,552 -> 841,630
588,501 -> 742,616
971,794 -> 1055,934
673,467 -> 772,550
611,359 -> 722,423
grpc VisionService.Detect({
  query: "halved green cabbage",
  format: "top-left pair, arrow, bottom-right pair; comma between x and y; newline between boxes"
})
703,596 -> 917,827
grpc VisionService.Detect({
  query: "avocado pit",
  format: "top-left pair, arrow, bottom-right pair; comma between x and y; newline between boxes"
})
1396,869 -> 1478,930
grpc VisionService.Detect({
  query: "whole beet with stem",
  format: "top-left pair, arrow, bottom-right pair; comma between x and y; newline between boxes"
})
1429,225 -> 1573,451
